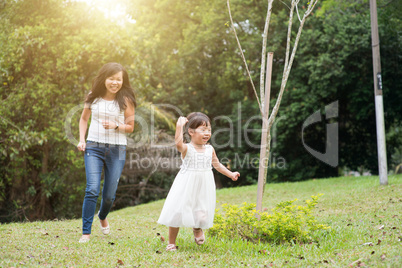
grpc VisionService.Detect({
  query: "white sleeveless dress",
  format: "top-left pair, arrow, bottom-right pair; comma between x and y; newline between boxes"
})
157,144 -> 216,229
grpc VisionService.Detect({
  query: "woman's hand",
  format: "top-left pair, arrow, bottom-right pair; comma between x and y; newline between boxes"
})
230,172 -> 240,181
77,141 -> 86,152
101,120 -> 117,129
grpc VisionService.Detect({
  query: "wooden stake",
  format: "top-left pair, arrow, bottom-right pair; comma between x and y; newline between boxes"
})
256,52 -> 274,213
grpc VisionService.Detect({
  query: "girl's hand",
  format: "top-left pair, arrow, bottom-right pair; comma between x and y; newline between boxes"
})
101,120 -> 117,129
176,116 -> 188,128
77,141 -> 86,152
231,172 -> 240,181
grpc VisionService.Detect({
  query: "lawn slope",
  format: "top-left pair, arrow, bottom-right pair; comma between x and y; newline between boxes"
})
1,175 -> 401,267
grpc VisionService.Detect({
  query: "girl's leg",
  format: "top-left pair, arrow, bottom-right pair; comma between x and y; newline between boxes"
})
168,227 -> 180,245
98,145 -> 126,223
82,143 -> 104,237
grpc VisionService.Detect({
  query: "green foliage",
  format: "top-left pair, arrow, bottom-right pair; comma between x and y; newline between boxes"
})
1,0 -> 401,221
0,0 -> 139,221
209,195 -> 330,244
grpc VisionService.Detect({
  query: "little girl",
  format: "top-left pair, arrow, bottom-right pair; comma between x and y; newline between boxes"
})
157,112 -> 240,251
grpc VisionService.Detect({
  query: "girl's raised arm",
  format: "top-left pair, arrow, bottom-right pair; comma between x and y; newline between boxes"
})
175,116 -> 188,156
212,148 -> 240,181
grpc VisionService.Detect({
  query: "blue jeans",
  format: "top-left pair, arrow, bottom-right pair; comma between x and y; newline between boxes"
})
82,141 -> 126,234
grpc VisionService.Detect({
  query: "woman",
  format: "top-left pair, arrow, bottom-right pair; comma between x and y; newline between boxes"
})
77,62 -> 136,243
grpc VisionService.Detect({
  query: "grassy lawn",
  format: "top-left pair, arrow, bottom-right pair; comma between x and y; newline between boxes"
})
1,175 -> 401,267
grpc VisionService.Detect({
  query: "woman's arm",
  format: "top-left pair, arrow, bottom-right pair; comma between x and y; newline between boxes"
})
212,148 -> 240,181
121,98 -> 135,133
102,98 -> 135,133
77,103 -> 91,151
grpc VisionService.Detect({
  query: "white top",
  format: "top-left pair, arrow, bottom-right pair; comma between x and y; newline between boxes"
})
180,144 -> 213,171
87,98 -> 127,145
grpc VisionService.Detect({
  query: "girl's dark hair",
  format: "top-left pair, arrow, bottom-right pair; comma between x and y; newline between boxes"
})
184,112 -> 211,142
85,62 -> 136,110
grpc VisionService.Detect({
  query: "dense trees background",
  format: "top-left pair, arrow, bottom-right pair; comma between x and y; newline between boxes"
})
0,0 -> 400,222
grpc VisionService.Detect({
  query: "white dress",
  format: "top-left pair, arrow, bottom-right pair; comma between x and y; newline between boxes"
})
157,143 -> 216,229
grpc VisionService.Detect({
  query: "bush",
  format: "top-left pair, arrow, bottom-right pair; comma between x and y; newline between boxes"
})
209,195 -> 330,244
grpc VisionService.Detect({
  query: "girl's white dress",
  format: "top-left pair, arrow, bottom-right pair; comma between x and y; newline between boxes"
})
157,143 -> 216,229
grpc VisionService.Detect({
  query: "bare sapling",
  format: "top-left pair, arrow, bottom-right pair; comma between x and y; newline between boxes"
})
227,0 -> 319,211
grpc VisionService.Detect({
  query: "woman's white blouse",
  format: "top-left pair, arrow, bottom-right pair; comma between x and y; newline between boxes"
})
86,98 -> 127,145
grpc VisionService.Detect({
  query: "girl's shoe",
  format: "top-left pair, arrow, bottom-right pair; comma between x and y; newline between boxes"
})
166,244 -> 177,251
193,228 -> 205,245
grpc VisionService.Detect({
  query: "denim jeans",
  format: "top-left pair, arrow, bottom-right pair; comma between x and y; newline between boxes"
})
82,141 -> 126,234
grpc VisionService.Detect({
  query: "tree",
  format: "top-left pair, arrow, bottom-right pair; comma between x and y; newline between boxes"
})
227,0 -> 319,210
0,0 -> 138,221
268,0 -> 402,180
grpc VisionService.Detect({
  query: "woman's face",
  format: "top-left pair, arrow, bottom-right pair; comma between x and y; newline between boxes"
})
105,71 -> 123,95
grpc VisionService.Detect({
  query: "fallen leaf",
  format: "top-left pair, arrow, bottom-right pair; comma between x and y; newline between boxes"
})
156,233 -> 160,236
371,251 -> 375,255
258,250 -> 269,255
378,225 -> 385,230
156,250 -> 162,254
349,259 -> 362,267
160,236 -> 165,242
117,260 -> 124,265
376,239 -> 382,245
108,242 -> 115,246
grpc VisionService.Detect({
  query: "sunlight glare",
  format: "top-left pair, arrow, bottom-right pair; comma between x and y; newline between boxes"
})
74,0 -> 136,25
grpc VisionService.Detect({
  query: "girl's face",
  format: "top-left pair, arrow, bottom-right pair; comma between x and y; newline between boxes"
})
105,71 -> 123,96
189,123 -> 211,145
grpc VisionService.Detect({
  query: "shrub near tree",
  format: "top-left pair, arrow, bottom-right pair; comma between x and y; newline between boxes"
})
210,195 -> 330,243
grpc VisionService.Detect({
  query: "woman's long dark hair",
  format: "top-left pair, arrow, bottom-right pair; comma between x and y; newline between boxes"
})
85,62 -> 136,110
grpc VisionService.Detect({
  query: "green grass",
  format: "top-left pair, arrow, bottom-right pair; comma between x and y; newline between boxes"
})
1,175 -> 402,267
